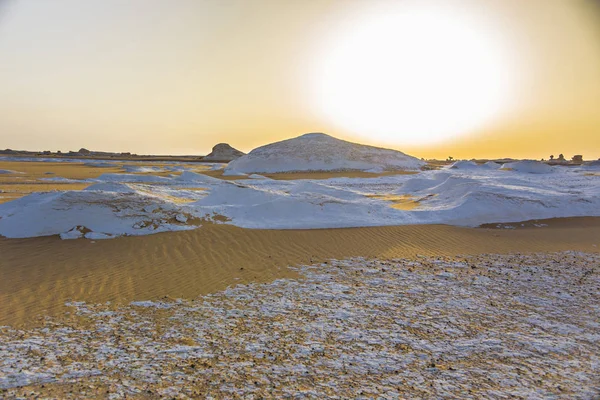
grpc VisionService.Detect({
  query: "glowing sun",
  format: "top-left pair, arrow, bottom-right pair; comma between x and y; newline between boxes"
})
314,3 -> 514,146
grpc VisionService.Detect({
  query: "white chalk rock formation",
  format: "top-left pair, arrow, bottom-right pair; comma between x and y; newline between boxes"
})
501,160 -> 554,174
225,133 -> 425,174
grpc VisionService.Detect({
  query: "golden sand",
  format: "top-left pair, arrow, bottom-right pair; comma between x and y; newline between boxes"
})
0,161 -> 214,203
1,217 -> 599,328
0,183 -> 93,204
0,160 -> 217,181
0,161 -> 123,180
0,161 -> 121,203
366,194 -> 422,210
3,251 -> 597,398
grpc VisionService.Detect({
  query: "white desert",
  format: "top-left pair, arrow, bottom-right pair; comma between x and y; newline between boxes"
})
1,0 -> 600,397
1,133 -> 599,398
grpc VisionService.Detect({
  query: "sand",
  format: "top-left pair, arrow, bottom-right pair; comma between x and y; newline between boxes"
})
365,194 -> 423,210
0,161 -> 124,180
0,183 -> 93,204
1,217 -> 599,328
0,160 -> 221,182
0,161 -> 220,203
2,251 -> 599,398
0,161 -> 120,204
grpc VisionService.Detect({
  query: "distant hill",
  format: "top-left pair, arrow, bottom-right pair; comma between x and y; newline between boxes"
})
225,133 -> 425,174
202,143 -> 245,162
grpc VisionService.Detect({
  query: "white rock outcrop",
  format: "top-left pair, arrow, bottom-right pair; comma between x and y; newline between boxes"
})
202,143 -> 245,162
225,133 -> 425,174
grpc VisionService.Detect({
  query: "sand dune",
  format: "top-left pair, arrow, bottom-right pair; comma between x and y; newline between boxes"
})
1,217 -> 599,327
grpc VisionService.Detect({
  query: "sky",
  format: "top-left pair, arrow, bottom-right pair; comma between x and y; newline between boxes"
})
0,0 -> 599,160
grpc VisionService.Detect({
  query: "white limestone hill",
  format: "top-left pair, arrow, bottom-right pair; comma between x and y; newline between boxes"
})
449,160 -> 501,170
484,161 -> 502,169
501,160 -> 554,174
449,160 -> 479,170
225,133 -> 425,174
202,143 -> 245,162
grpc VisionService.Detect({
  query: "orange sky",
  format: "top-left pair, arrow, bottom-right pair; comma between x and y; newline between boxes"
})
0,0 -> 599,160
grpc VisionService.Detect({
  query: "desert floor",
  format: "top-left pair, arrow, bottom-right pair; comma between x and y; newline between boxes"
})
1,217 -> 599,329
1,160 -> 599,398
0,160 -> 212,204
1,238 -> 599,398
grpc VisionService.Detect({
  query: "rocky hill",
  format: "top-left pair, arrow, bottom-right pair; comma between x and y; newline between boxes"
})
202,143 -> 245,162
225,133 -> 425,174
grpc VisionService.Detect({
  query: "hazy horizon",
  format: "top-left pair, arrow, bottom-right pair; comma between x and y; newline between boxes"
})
1,0 -> 599,160
1,131 -> 598,162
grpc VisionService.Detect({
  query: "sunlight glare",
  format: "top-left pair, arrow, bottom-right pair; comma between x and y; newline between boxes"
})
315,3 -> 514,146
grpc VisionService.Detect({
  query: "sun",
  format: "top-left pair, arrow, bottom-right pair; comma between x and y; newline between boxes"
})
314,3 -> 514,146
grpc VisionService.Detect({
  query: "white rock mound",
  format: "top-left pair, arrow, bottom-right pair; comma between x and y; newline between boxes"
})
225,133 -> 425,174
501,160 -> 554,174
583,160 -> 600,169
449,160 -> 479,169
484,161 -> 501,169
203,143 -> 245,162
449,160 -> 501,170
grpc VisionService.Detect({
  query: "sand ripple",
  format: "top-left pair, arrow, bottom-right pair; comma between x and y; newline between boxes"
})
1,252 -> 599,398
